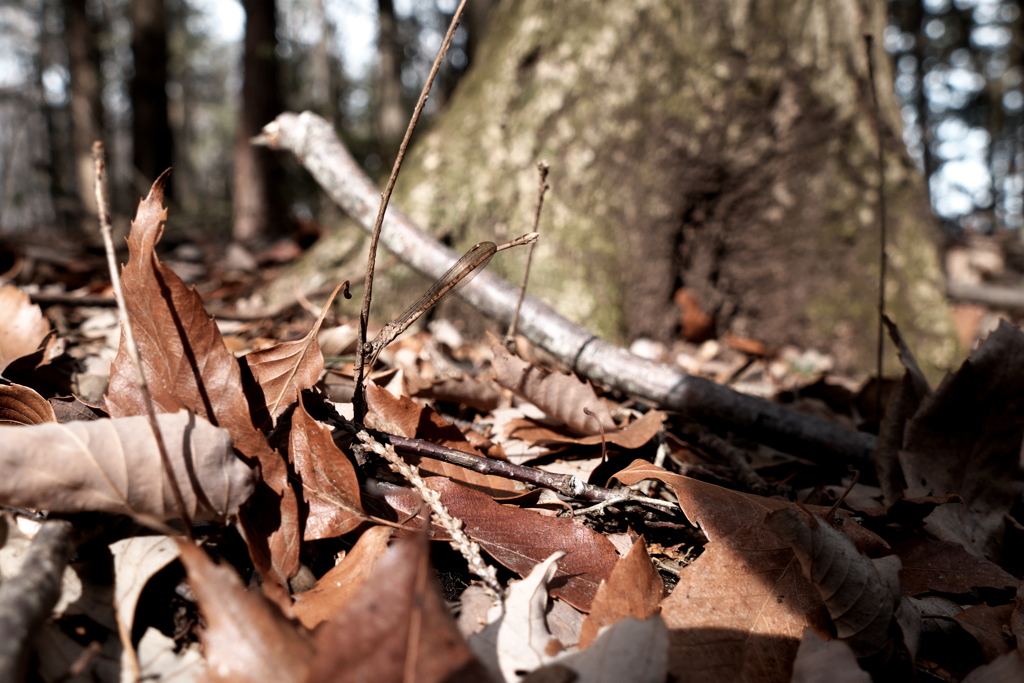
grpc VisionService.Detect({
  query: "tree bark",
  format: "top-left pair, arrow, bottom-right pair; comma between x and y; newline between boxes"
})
233,0 -> 287,244
63,0 -> 104,239
130,0 -> 174,198
276,0 -> 960,378
373,0 -> 407,165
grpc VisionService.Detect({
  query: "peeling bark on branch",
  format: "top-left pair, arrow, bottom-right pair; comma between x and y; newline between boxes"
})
257,111 -> 878,465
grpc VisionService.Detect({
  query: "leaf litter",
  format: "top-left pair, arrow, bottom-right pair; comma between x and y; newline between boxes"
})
1,177 -> 1024,683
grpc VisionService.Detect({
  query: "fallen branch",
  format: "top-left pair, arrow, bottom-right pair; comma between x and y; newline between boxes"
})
256,111 -> 878,465
0,518 -> 75,680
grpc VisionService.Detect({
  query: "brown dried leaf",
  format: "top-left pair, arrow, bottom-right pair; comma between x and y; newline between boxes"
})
428,477 -> 619,611
368,382 -> 523,496
612,461 -> 839,682
505,409 -> 665,449
410,374 -> 503,413
176,540 -> 314,683
0,284 -> 50,373
243,281 -> 345,429
292,525 -> 393,629
48,396 -> 106,422
0,383 -> 56,425
104,175 -> 300,580
900,321 -> 1024,561
290,401 -> 364,541
891,536 -> 1019,596
307,532 -> 491,683
790,629 -> 871,683
962,651 -> 1024,683
490,338 -> 615,435
765,508 -> 897,659
956,603 -> 1016,663
0,410 -> 255,524
578,535 -> 664,649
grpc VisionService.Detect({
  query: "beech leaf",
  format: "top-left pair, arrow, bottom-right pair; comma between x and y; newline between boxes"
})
0,284 -> 50,373
292,525 -> 393,629
790,629 -> 871,683
578,535 -> 664,649
307,532 -> 491,683
765,508 -> 898,659
490,337 -> 616,435
0,383 -> 56,425
104,174 -> 300,581
427,477 -> 618,611
176,539 -> 314,683
290,400 -> 364,541
0,410 -> 256,524
899,321 -> 1024,561
244,280 -> 347,429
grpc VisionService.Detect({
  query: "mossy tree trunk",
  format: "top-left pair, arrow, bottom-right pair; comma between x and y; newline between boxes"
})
284,0 -> 960,376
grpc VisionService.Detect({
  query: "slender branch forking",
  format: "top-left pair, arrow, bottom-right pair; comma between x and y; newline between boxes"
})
353,0 -> 471,423
363,233 -> 538,373
505,161 -> 550,353
92,143 -> 193,539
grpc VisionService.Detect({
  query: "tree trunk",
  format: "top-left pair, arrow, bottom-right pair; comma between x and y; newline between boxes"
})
130,0 -> 174,199
233,0 -> 287,244
373,0 -> 407,165
63,0 -> 103,239
280,0 -> 961,377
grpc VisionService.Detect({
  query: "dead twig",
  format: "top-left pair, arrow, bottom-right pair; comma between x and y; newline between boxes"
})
865,34 -> 889,414
256,112 -> 878,466
505,161 -> 549,353
0,518 -> 75,681
93,144 -> 193,538
352,0 -> 471,423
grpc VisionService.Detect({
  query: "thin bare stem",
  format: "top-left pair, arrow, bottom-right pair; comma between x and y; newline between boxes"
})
354,0 -> 470,423
92,142 -> 193,539
865,34 -> 889,415
505,161 -> 550,353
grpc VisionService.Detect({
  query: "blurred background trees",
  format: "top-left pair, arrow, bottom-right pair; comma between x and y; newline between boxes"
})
0,0 -> 1020,372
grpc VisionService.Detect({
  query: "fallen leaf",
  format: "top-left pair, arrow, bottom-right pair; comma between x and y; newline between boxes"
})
555,616 -> 668,683
427,477 -> 618,611
290,401 -> 364,541
131,627 -> 205,682
578,535 -> 664,649
961,650 -> 1024,682
900,321 -> 1024,561
0,383 -> 56,425
307,532 -> 491,683
292,524 -> 393,629
104,175 -> 300,581
613,461 -> 840,682
243,281 -> 346,429
176,540 -> 314,683
765,508 -> 897,659
490,337 -> 615,435
48,395 -> 106,422
368,382 -> 523,496
410,374 -> 503,413
470,552 -> 565,682
789,628 -> 871,683
0,284 -> 50,373
504,409 -> 666,449
891,536 -> 1019,596
110,536 -> 181,643
0,410 -> 255,525
955,603 -> 1016,662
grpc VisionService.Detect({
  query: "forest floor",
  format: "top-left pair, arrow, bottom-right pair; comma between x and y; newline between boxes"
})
2,188 -> 1024,683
